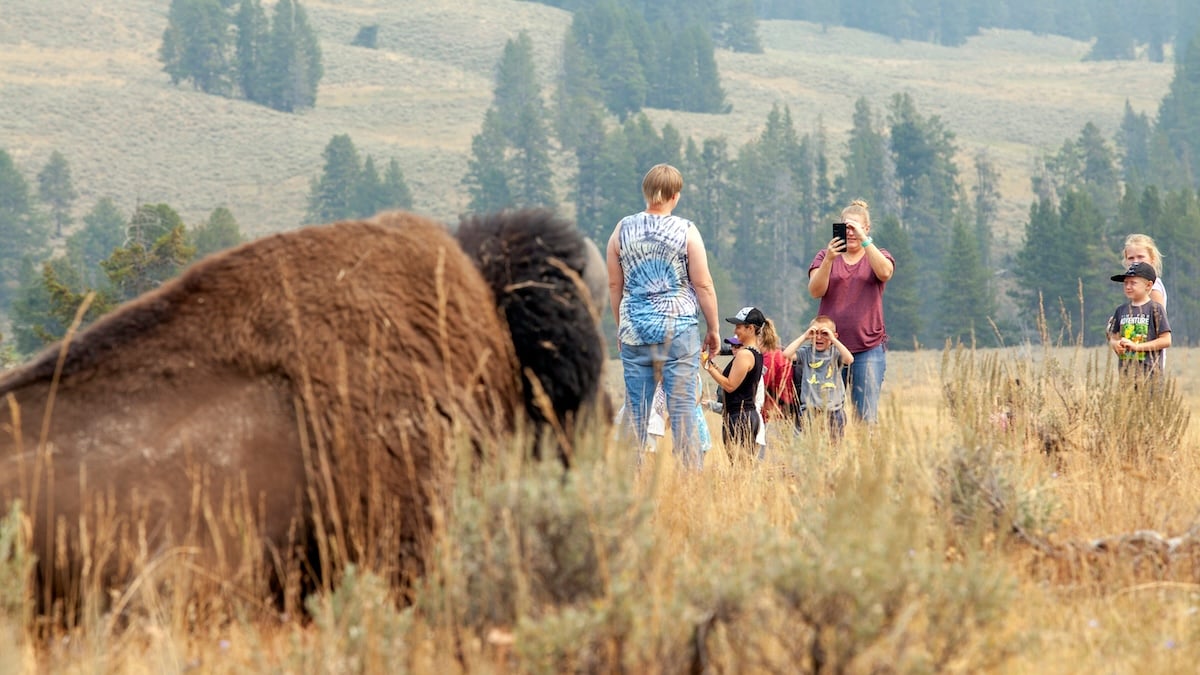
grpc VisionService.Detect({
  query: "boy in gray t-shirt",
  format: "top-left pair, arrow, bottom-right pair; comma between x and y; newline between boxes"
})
782,315 -> 856,439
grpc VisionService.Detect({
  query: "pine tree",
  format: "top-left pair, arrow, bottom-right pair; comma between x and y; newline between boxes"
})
728,106 -> 807,329
621,115 -> 683,175
554,30 -> 606,152
570,109 -> 621,242
307,134 -> 361,223
493,32 -> 542,141
10,257 -> 114,353
508,105 -> 558,208
191,206 -> 244,258
1059,190 -> 1114,344
1085,0 -> 1135,60
233,0 -> 270,102
683,136 -> 733,259
464,32 -> 557,212
1157,188 -> 1200,344
382,159 -> 413,211
712,0 -> 763,53
591,16 -> 648,119
354,156 -> 385,218
877,216 -> 922,349
66,197 -> 127,288
102,205 -> 196,303
1117,100 -> 1152,185
263,0 -> 323,111
37,150 -> 77,238
0,149 -> 50,308
1012,197 -> 1065,343
796,120 -> 835,261
1157,26 -> 1200,186
646,22 -> 728,114
464,110 -> 514,214
972,150 -> 1000,267
127,203 -> 184,249
1014,191 -> 1109,345
888,92 -> 960,242
1042,122 -> 1121,236
160,0 -> 233,95
838,98 -> 890,210
938,218 -> 997,346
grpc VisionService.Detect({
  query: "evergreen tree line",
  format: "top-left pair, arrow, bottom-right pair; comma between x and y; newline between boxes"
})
160,0 -> 323,112
0,147 -> 244,355
555,1 -> 737,118
1015,123 -> 1200,347
464,27 -> 1200,350
755,0 -> 1198,60
306,134 -> 413,224
0,135 -> 416,358
528,0 -> 1198,62
529,0 -> 762,54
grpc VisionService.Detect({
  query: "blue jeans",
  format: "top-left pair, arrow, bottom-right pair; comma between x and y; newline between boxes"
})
620,325 -> 702,469
844,344 -> 886,423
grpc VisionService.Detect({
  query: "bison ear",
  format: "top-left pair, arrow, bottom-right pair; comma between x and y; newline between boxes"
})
455,209 -> 607,459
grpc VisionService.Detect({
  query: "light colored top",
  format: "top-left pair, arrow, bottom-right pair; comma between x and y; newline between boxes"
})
615,212 -> 698,345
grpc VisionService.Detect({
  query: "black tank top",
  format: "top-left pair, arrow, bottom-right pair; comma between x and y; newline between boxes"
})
723,347 -> 762,416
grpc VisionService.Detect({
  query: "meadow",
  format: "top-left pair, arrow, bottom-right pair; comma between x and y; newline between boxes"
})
1,2 -> 1194,670
0,0 -> 1173,244
2,343 -> 1199,673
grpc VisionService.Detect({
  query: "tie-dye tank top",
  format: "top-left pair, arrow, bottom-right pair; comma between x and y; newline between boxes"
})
616,212 -> 698,345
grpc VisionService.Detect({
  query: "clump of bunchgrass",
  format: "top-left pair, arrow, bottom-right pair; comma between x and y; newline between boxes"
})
768,448 -> 1018,673
291,565 -> 413,674
0,501 -> 33,625
942,343 -> 1189,466
0,501 -> 34,673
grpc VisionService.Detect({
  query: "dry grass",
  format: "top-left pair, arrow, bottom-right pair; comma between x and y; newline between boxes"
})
3,344 -> 1200,672
0,1 -> 1172,242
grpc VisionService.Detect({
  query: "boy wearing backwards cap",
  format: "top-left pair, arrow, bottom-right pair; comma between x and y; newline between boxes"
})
1107,261 -> 1171,378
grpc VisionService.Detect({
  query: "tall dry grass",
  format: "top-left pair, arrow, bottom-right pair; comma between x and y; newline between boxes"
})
2,342 -> 1199,672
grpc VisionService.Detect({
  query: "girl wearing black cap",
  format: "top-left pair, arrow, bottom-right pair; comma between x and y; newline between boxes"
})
704,306 -> 765,459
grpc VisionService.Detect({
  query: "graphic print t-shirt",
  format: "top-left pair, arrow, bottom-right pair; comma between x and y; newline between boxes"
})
1108,300 -> 1170,375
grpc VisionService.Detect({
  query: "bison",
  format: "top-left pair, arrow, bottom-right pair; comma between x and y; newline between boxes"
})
0,209 -> 607,619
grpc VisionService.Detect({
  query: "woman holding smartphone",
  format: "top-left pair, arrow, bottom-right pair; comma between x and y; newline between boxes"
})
806,199 -> 895,424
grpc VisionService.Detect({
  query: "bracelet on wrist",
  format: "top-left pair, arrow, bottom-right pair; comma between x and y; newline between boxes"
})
862,236 -> 874,248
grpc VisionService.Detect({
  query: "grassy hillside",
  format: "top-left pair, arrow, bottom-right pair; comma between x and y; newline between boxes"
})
0,0 -> 1173,243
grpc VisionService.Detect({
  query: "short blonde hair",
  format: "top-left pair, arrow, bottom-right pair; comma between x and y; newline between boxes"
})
841,199 -> 871,230
1122,233 -> 1164,275
642,164 -> 683,206
812,314 -> 837,332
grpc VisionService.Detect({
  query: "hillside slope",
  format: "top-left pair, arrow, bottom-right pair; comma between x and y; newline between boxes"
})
0,0 -> 1173,242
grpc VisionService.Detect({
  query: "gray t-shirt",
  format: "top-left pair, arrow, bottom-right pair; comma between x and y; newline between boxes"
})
795,343 -> 847,412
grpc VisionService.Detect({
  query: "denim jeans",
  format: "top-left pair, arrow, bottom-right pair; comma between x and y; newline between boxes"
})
620,325 -> 702,469
844,344 -> 886,423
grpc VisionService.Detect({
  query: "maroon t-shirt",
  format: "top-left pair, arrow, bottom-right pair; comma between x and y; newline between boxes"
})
808,248 -> 894,353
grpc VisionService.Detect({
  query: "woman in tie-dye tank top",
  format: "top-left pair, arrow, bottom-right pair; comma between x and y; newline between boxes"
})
606,164 -> 721,469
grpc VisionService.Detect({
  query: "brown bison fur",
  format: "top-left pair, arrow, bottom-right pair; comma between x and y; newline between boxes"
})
0,208 -> 606,619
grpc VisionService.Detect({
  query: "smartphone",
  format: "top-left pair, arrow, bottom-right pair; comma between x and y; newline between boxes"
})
832,222 -> 848,246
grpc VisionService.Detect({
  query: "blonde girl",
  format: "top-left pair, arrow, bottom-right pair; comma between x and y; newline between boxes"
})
1122,233 -> 1166,306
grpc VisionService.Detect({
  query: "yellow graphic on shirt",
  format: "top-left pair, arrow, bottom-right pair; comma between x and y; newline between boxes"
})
1120,318 -> 1149,362
807,358 -> 840,405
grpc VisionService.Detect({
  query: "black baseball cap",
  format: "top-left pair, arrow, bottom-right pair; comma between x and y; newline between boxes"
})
1110,261 -> 1157,283
725,306 -> 765,327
